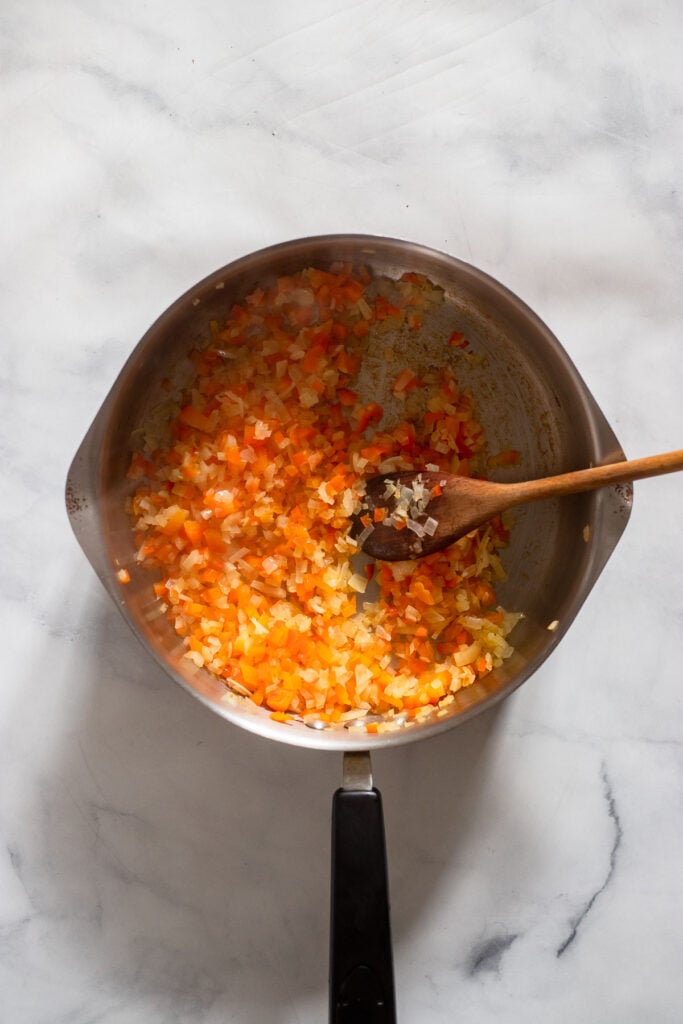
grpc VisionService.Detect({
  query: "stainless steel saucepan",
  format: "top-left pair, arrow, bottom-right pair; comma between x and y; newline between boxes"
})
66,235 -> 632,1022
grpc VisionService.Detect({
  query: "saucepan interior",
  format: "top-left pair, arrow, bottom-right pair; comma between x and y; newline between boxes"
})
66,235 -> 632,750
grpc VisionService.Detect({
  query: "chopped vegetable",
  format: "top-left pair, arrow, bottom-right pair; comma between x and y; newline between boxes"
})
127,265 -> 520,728
487,449 -> 521,469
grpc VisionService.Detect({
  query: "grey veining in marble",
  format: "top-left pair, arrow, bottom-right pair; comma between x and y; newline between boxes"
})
2,1 -> 682,1021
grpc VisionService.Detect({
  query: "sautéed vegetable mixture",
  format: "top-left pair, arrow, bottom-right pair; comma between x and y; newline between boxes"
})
127,265 -> 520,731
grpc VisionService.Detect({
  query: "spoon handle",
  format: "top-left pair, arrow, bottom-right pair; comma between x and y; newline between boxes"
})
507,449 -> 683,504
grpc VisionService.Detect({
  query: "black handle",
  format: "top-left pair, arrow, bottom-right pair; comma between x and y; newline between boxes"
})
330,786 -> 396,1024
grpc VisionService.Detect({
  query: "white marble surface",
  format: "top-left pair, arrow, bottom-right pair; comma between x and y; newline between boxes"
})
2,1 -> 683,1021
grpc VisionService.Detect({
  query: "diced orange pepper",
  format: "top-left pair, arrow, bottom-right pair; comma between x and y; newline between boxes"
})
337,388 -> 358,406
356,402 -> 383,431
302,345 -> 326,374
203,528 -> 226,552
391,368 -> 419,394
178,405 -> 214,433
485,611 -> 505,625
332,322 -> 349,340
183,520 -> 203,545
224,447 -> 244,468
487,449 -> 521,469
160,507 -> 189,535
335,350 -> 361,375
374,295 -> 401,320
475,582 -> 497,607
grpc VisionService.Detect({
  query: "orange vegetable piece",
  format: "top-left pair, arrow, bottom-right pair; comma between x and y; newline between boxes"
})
391,368 -> 419,394
335,350 -> 361,375
337,388 -> 358,407
178,405 -> 214,433
182,520 -> 203,545
160,507 -> 189,535
356,402 -> 383,432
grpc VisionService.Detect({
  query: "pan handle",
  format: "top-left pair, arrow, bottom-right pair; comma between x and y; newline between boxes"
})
330,751 -> 396,1024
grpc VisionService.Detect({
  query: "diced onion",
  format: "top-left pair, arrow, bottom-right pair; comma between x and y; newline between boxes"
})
348,573 -> 368,594
357,523 -> 375,545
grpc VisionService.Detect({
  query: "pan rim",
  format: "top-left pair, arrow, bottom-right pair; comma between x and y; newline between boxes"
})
66,234 -> 632,751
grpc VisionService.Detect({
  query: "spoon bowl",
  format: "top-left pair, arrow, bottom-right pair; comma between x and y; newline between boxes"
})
354,450 -> 683,561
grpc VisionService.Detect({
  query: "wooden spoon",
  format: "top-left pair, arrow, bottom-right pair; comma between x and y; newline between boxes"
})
353,450 -> 683,561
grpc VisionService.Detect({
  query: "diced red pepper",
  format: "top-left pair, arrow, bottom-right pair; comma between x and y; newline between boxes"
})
337,388 -> 358,407
355,402 -> 383,432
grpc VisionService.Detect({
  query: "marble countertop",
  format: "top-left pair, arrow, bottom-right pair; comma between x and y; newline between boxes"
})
2,1 -> 682,1021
